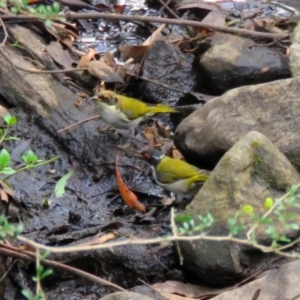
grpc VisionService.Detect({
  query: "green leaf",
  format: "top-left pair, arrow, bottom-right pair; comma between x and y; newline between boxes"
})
0,149 -> 11,169
46,5 -> 53,13
22,150 -> 38,165
260,217 -> 273,224
278,235 -> 291,243
183,222 -> 189,231
22,0 -> 28,6
28,7 -> 36,13
37,4 -> 46,14
54,170 -> 74,198
175,214 -> 193,223
11,6 -> 19,13
44,19 -> 52,27
21,289 -> 34,300
40,250 -> 51,259
289,185 -> 298,196
3,114 -> 17,126
40,268 -> 53,279
286,223 -> 300,230
0,167 -> 15,175
53,2 -> 60,13
5,136 -> 20,141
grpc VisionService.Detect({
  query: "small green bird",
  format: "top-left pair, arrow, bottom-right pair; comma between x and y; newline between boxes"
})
90,90 -> 178,131
140,149 -> 209,203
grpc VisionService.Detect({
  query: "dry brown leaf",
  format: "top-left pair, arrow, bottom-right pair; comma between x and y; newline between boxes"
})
152,280 -> 229,298
172,149 -> 183,160
155,121 -> 172,139
119,45 -> 149,63
159,140 -> 174,156
102,52 -> 117,69
0,189 -> 8,202
202,10 -> 226,27
78,48 -> 97,68
116,154 -> 146,213
0,106 -> 8,118
79,232 -> 117,246
253,19 -> 283,34
260,67 -> 270,74
87,61 -> 124,83
144,24 -> 166,46
45,41 -> 75,69
144,126 -> 160,149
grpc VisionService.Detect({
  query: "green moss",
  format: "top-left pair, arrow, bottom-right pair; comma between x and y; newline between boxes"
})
251,154 -> 264,172
251,141 -> 261,148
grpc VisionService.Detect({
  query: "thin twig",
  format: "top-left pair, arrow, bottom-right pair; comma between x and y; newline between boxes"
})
0,258 -> 17,283
0,18 -> 8,47
158,0 -> 180,19
0,12 -> 289,39
0,246 -> 126,292
57,115 -> 101,133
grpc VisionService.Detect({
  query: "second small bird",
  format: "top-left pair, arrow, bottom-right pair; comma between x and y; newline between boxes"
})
90,90 -> 178,131
140,149 -> 210,205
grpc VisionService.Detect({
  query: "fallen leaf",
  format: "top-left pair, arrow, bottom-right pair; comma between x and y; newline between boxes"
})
260,67 -> 270,74
144,125 -> 160,149
78,48 -> 97,68
253,19 -> 283,34
45,41 -> 75,69
201,10 -> 226,27
79,232 -> 117,246
152,280 -> 228,298
172,149 -> 183,160
87,61 -> 124,83
102,51 -> 117,69
119,45 -> 149,63
155,121 -> 172,139
116,153 -> 146,213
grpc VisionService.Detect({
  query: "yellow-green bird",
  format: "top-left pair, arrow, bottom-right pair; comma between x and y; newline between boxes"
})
90,90 -> 178,131
140,149 -> 210,203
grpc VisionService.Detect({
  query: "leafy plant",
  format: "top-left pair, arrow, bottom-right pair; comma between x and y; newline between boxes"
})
0,215 -> 23,238
10,0 -> 65,27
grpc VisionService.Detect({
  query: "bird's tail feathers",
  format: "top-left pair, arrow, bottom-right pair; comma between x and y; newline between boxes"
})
187,174 -> 209,188
148,104 -> 178,114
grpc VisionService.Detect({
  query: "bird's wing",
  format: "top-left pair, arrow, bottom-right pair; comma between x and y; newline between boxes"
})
156,157 -> 205,183
119,96 -> 149,120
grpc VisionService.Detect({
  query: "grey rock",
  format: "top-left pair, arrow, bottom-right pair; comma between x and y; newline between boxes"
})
138,40 -> 196,106
213,260 -> 300,300
179,131 -> 300,286
290,21 -> 300,76
174,76 -> 300,170
196,32 -> 290,94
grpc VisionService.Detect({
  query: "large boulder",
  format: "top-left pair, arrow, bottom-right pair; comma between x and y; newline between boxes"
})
213,260 -> 300,300
178,131 -> 300,286
196,32 -> 290,94
174,76 -> 300,170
